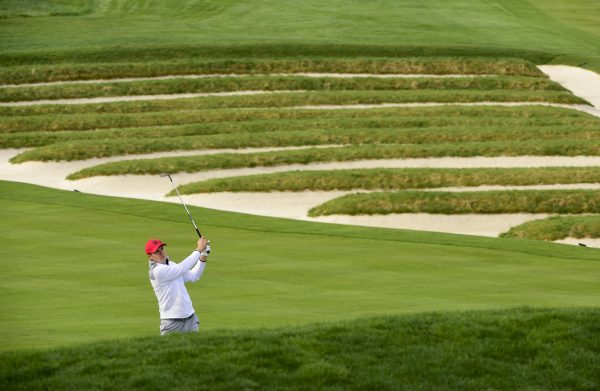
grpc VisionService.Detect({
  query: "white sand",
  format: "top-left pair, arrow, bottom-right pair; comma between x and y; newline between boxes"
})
310,213 -> 551,237
295,102 -> 600,118
0,73 -> 496,88
0,90 -> 305,107
0,145 -> 342,192
554,238 -> 600,248
2,66 -> 599,238
4,147 -> 599,234
538,65 -> 600,109
5,146 -> 600,192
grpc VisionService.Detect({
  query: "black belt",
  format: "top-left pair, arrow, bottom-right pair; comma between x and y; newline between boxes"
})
163,313 -> 195,321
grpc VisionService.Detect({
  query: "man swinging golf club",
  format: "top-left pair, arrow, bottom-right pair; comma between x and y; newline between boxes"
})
146,237 -> 210,335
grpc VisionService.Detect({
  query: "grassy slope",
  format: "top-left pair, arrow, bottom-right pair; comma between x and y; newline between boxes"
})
0,76 -> 565,102
1,308 -> 599,390
175,167 -> 600,193
63,140 -> 600,177
502,215 -> 600,240
0,1 -> 599,72
1,181 -> 599,352
308,189 -> 600,216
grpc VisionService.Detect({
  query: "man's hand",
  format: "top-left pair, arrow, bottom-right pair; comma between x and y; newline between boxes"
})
196,237 -> 208,252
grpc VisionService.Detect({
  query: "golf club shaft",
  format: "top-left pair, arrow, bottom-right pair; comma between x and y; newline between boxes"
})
167,175 -> 202,238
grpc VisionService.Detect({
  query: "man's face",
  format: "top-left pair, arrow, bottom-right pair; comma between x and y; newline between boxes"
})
149,245 -> 167,262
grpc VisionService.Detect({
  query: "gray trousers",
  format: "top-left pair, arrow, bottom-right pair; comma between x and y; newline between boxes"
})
160,313 -> 199,335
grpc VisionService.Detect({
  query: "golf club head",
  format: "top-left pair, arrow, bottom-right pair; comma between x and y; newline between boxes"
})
159,173 -> 171,178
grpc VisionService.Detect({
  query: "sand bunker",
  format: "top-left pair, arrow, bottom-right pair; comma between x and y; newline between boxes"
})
0,90 -> 305,107
2,66 -> 599,243
311,213 -> 551,237
539,65 -> 600,109
554,237 -> 600,248
295,102 -> 600,118
2,147 -> 599,239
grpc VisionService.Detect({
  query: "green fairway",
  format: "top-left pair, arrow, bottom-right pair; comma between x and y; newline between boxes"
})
2,0 -> 600,387
1,181 -> 599,352
1,308 -> 599,390
1,1 -> 599,72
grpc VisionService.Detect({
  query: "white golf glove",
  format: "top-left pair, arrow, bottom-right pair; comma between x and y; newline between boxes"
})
201,242 -> 211,257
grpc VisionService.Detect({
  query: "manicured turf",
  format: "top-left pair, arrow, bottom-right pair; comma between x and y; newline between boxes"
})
2,1 -> 600,387
308,189 -> 600,216
1,308 -> 599,390
174,167 -> 600,193
502,215 -> 600,240
11,125 -> 599,161
0,57 -> 544,85
0,75 -> 565,102
64,140 -> 600,177
1,1 -> 599,72
2,104 -> 591,132
5,117 -> 598,149
1,181 -> 599,352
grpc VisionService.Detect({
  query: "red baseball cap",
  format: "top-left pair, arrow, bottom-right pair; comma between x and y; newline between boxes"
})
145,239 -> 167,255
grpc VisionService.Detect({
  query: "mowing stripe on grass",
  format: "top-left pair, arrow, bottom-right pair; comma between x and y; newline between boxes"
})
296,102 -> 600,118
1,308 -> 599,389
0,44 -> 556,65
173,167 -> 600,194
501,215 -> 600,240
0,89 -> 584,108
0,90 -> 306,107
307,189 -> 600,216
1,95 -> 589,119
10,125 -> 600,160
64,140 -> 600,179
0,76 -> 564,102
0,72 -> 502,89
4,115 -> 597,148
0,98 -> 592,134
0,55 -> 545,84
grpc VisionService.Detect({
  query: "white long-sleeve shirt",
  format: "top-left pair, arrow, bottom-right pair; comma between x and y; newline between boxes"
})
149,250 -> 206,319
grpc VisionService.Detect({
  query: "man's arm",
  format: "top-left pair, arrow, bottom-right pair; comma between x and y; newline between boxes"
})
184,255 -> 207,282
154,251 -> 201,282
154,238 -> 208,282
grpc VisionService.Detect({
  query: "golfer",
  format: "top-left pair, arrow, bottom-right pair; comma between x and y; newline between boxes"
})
146,237 -> 210,335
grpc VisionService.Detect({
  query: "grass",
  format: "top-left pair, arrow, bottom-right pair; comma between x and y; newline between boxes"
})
0,0 -> 95,18
12,124 -> 600,161
0,75 -> 565,102
308,189 -> 600,216
1,308 -> 599,390
174,167 -> 600,194
501,215 -> 600,240
1,1 -> 599,71
0,44 -> 556,67
0,57 -> 544,85
64,140 -> 600,178
2,1 -> 600,386
0,88 -> 585,110
4,114 -> 598,148
1,180 -> 599,353
1,104 -> 591,131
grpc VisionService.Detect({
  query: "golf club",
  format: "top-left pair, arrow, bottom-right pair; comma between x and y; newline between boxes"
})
161,174 -> 209,253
